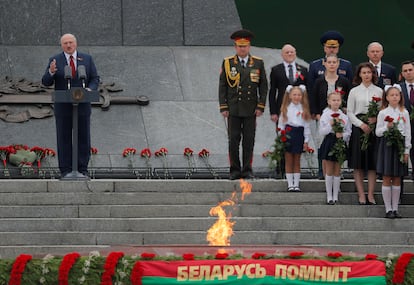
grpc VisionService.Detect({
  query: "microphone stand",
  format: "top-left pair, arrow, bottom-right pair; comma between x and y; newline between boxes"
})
60,66 -> 89,180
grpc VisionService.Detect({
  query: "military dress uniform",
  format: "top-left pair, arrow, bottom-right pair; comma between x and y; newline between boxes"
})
219,53 -> 268,178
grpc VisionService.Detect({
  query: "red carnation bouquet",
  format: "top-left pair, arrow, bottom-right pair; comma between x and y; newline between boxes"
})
361,97 -> 381,151
383,116 -> 406,163
328,112 -> 347,165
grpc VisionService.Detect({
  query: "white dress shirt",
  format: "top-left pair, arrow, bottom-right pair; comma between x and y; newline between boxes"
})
375,105 -> 411,154
347,83 -> 383,127
278,102 -> 311,143
319,108 -> 352,143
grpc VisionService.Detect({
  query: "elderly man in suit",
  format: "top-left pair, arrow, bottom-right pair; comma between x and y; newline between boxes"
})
42,33 -> 100,178
268,44 -> 308,123
367,42 -> 397,89
219,29 -> 268,180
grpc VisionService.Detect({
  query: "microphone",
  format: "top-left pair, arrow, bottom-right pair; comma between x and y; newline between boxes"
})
64,65 -> 72,89
78,65 -> 86,88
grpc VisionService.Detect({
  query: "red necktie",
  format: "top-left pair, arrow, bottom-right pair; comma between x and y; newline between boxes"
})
410,84 -> 414,105
69,55 -> 76,78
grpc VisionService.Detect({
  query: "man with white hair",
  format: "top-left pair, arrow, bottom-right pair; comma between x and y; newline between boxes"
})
268,44 -> 308,123
366,41 -> 396,89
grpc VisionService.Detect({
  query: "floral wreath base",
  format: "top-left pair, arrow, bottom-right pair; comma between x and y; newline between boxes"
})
1,251 -> 413,285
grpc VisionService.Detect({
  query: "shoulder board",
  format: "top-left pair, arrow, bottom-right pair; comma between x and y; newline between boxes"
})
339,58 -> 351,64
224,56 -> 235,60
251,55 -> 263,60
310,58 -> 323,64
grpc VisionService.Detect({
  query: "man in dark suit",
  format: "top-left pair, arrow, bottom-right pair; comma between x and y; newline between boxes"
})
219,29 -> 268,180
400,61 -> 414,178
268,44 -> 308,123
42,33 -> 100,178
367,42 -> 397,89
307,31 -> 353,93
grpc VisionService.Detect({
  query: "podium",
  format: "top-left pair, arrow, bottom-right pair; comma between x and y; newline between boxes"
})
53,87 -> 99,180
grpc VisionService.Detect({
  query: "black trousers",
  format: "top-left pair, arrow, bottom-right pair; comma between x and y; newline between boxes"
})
55,103 -> 91,175
227,115 -> 256,175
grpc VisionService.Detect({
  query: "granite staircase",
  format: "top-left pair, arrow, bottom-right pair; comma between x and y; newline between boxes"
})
0,179 -> 413,258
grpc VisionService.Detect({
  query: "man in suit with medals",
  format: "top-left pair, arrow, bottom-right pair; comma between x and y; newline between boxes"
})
367,42 -> 397,89
219,29 -> 268,180
268,44 -> 308,122
42,33 -> 100,178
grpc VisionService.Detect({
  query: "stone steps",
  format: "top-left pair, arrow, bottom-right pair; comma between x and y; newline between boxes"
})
0,179 -> 412,258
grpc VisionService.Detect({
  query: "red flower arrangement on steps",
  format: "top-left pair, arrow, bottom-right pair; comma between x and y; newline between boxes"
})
8,254 -> 32,285
392,253 -> 414,284
101,251 -> 125,285
58,252 -> 80,285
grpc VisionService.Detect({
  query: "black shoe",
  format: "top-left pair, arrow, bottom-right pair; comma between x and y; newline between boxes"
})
393,211 -> 402,218
294,186 -> 301,192
328,200 -> 334,205
229,172 -> 241,180
241,172 -> 255,179
385,211 -> 395,219
287,187 -> 295,192
367,200 -> 377,205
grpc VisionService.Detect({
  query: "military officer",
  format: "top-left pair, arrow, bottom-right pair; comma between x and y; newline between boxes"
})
307,30 -> 353,96
219,29 -> 268,180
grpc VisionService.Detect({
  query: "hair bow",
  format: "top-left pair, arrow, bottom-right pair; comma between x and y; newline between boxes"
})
384,84 -> 402,93
286,84 -> 306,93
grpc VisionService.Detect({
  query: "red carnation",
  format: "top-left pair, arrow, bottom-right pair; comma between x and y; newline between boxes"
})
215,252 -> 229,259
285,126 -> 292,132
289,251 -> 304,258
365,254 -> 378,260
281,136 -> 287,143
327,252 -> 342,258
90,147 -> 98,154
372,97 -> 381,102
198,148 -> 210,158
122,147 -> 136,157
251,252 -> 266,259
384,116 -> 394,122
182,253 -> 195,260
331,113 -> 340,118
183,147 -> 193,156
140,252 -> 156,259
140,148 -> 151,158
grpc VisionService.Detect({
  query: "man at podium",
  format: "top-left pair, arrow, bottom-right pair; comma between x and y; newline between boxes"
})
42,33 -> 100,178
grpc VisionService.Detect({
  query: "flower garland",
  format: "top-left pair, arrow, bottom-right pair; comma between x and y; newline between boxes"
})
39,254 -> 54,284
8,254 -> 32,285
0,251 -> 413,284
58,252 -> 81,285
131,253 -> 156,285
101,251 -> 125,285
392,252 -> 414,284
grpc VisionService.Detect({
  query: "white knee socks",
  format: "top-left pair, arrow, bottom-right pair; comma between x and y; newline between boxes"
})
392,186 -> 401,212
382,186 -> 392,213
